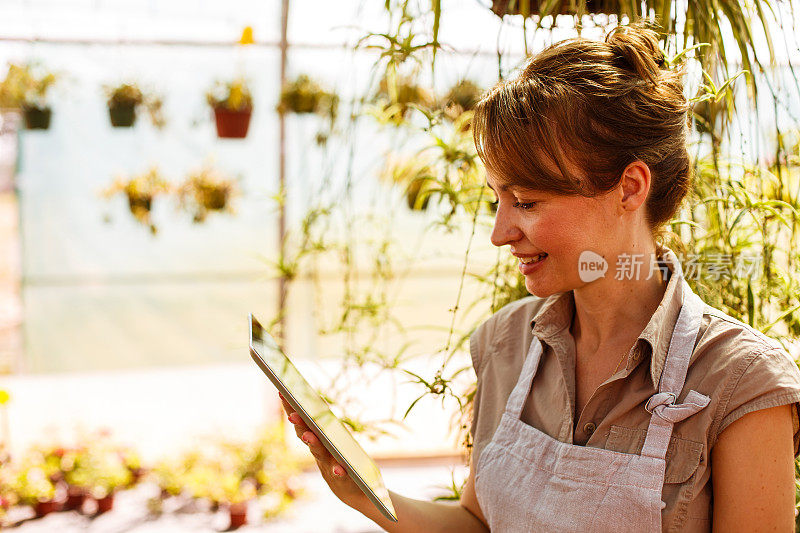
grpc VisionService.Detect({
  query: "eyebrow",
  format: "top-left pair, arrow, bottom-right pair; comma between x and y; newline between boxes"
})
485,180 -> 509,193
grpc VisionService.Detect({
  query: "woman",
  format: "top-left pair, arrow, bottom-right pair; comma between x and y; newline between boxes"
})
281,24 -> 800,532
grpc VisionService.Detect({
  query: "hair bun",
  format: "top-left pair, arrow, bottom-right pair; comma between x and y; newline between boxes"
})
605,24 -> 666,84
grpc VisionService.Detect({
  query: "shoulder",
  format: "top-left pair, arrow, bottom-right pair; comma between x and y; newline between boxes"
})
469,294 -> 548,374
690,301 -> 800,447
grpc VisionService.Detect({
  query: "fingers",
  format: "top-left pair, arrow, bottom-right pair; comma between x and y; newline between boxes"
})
279,393 -> 345,477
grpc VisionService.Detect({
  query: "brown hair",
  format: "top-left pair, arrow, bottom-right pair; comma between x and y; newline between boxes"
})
473,23 -> 691,240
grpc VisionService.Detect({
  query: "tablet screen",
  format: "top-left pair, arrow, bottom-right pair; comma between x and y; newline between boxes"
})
248,315 -> 397,522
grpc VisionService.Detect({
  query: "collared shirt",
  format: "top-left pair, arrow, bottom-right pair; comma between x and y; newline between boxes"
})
469,246 -> 800,532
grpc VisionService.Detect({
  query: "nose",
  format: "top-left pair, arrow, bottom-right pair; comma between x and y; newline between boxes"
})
490,202 -> 523,247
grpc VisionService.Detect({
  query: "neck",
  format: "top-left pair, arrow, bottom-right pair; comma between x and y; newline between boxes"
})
570,243 -> 667,353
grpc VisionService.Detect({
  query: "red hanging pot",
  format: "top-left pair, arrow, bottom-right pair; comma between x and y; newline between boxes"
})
213,107 -> 252,138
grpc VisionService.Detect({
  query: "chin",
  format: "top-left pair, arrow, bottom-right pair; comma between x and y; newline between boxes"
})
524,279 -> 560,299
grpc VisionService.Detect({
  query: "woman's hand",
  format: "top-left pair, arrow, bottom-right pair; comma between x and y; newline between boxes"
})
278,393 -> 368,510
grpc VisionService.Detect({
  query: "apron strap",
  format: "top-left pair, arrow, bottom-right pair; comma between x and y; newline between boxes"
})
640,281 -> 710,460
505,335 -> 546,418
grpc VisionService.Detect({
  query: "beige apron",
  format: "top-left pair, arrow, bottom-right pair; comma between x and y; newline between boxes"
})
475,273 -> 710,532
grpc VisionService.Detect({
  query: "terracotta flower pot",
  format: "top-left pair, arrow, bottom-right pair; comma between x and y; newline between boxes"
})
228,501 -> 248,529
213,108 -> 252,139
95,493 -> 114,514
108,103 -> 137,127
34,499 -> 61,517
64,486 -> 87,512
23,106 -> 52,130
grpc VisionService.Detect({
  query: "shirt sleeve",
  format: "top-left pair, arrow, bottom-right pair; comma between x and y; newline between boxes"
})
469,319 -> 493,441
717,347 -> 800,455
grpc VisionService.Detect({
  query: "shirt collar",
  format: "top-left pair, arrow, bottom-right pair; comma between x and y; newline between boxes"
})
529,244 -> 684,390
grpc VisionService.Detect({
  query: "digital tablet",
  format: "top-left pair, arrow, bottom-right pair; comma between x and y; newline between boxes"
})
248,314 -> 398,523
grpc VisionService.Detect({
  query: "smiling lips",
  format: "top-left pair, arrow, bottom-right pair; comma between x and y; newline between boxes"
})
518,253 -> 548,264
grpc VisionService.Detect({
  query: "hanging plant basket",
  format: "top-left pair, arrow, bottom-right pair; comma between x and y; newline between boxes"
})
176,164 -> 238,223
102,167 -> 170,235
127,193 -> 153,216
213,107 -> 252,139
23,106 -> 52,130
108,102 -> 137,127
490,0 -> 614,18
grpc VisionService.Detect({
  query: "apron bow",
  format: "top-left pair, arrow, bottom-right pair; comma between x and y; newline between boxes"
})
645,390 -> 711,423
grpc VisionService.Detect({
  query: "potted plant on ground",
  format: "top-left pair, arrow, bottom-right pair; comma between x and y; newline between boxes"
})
67,443 -> 131,515
104,83 -> 165,129
176,163 -> 238,223
0,461 -> 18,524
0,62 -> 57,130
10,463 -> 59,517
207,77 -> 253,138
118,446 -> 145,487
218,473 -> 256,530
102,167 -> 171,235
61,446 -> 92,513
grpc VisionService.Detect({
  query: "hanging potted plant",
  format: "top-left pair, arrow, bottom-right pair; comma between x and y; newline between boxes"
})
102,167 -> 171,235
104,83 -> 143,127
207,77 -> 253,138
490,0 -> 615,18
277,74 -> 339,145
0,62 -> 57,130
176,163 -> 238,223
441,79 -> 482,131
103,83 -> 166,129
373,72 -> 433,125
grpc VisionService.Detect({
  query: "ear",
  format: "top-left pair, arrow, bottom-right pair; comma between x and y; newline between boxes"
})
618,161 -> 651,212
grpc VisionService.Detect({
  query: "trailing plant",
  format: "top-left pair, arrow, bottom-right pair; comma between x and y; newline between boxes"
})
265,0 -> 800,507
176,164 -> 238,223
277,74 -> 338,120
0,62 -> 56,111
102,167 -> 171,234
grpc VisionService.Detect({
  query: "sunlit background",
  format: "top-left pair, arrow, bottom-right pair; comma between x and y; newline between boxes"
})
1,0 -> 799,531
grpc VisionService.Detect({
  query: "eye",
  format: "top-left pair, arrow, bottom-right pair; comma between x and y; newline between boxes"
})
513,200 -> 537,210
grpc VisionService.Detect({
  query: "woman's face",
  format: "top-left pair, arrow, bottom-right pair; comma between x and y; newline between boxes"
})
487,171 -> 622,298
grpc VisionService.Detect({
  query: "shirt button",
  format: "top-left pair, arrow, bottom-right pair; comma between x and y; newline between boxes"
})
583,422 -> 596,435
